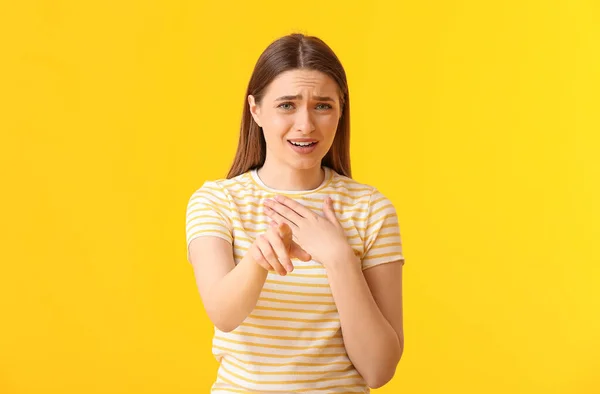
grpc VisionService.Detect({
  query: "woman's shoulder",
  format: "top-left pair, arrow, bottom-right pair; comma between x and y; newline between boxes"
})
328,168 -> 377,196
328,169 -> 395,207
190,170 -> 255,201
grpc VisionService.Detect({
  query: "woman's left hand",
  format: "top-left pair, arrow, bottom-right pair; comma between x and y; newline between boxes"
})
263,195 -> 353,267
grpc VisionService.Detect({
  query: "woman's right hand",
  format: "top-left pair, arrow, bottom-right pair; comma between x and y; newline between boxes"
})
250,221 -> 312,275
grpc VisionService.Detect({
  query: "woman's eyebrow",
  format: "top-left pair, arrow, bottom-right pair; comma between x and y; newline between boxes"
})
274,94 -> 335,102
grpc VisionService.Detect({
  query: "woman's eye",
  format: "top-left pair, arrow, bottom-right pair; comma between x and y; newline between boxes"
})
278,103 -> 332,111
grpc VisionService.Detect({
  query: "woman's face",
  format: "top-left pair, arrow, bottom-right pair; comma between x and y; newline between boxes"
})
249,69 -> 342,171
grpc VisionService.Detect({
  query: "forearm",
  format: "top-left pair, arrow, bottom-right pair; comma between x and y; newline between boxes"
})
326,251 -> 402,388
204,253 -> 268,332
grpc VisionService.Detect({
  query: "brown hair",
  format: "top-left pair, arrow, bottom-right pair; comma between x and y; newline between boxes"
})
226,33 -> 352,179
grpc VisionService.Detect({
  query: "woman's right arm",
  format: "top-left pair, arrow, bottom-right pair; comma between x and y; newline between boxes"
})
188,236 -> 268,332
188,222 -> 308,332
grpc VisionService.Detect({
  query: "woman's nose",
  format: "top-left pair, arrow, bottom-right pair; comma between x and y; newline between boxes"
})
295,107 -> 316,133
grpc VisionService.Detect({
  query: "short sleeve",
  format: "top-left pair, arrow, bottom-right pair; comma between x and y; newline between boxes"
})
185,181 -> 233,262
361,188 -> 405,270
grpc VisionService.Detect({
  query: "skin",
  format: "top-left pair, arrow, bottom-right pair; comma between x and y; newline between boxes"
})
188,68 -> 404,388
248,68 -> 342,191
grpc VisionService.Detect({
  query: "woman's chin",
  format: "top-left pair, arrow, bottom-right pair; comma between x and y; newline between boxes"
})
289,158 -> 323,171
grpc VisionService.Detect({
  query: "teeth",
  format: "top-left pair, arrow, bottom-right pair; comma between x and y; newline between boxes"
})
290,141 -> 316,147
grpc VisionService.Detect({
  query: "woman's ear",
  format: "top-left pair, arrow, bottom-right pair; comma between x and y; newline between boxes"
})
248,95 -> 262,127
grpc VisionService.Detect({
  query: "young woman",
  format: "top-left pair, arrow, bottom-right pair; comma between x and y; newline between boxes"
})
186,33 -> 405,393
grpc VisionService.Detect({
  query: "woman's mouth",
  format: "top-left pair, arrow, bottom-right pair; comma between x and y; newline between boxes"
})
288,140 -> 318,154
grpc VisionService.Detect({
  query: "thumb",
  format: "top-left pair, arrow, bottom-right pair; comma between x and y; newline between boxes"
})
277,221 -> 292,241
322,197 -> 340,225
290,241 -> 312,262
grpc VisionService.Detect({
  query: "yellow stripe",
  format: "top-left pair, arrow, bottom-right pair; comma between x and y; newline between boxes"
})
288,264 -> 324,270
319,182 -> 373,192
368,242 -> 402,250
285,271 -> 328,278
300,189 -> 371,201
210,383 -> 249,394
214,375 -> 251,392
213,346 -> 347,359
215,335 -> 345,350
187,206 -> 219,213
191,192 -> 231,212
188,228 -> 232,240
364,219 -> 400,234
232,216 -> 267,226
258,296 -> 335,306
231,220 -> 369,234
338,215 -> 371,224
233,330 -> 341,342
328,182 -> 372,192
261,287 -> 332,297
226,200 -> 373,215
240,322 -> 340,332
227,192 -> 366,208
363,215 -> 387,231
227,177 -> 371,194
232,225 -> 264,234
186,212 -> 231,228
265,279 -> 330,288
219,369 -> 364,393
189,220 -> 228,228
370,195 -> 387,206
254,305 -> 338,314
294,382 -> 366,393
200,185 -> 225,194
370,232 -> 399,240
298,196 -> 368,207
216,375 -> 366,394
232,234 -> 254,243
248,314 -> 339,324
220,352 -> 351,367
186,211 -> 227,224
220,362 -> 359,385
364,252 -> 404,260
223,357 -> 352,375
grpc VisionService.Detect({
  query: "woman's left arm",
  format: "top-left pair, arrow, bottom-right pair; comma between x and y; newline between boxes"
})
263,195 -> 404,388
325,253 -> 404,389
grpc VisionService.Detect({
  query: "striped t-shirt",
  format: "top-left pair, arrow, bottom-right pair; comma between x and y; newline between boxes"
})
185,166 -> 405,393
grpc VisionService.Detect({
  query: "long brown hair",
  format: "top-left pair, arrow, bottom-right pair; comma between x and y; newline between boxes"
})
226,33 -> 351,179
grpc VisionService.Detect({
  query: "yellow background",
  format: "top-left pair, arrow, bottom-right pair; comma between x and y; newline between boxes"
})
1,0 -> 599,393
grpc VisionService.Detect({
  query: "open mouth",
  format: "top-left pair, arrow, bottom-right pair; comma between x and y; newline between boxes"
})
287,140 -> 319,154
288,141 -> 318,147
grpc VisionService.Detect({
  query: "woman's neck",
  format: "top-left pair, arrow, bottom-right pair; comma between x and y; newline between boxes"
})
256,161 -> 325,191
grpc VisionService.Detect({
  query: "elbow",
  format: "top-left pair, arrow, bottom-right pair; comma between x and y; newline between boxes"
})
364,343 -> 403,388
214,321 -> 237,333
206,306 -> 240,333
210,313 -> 240,333
365,367 -> 397,389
